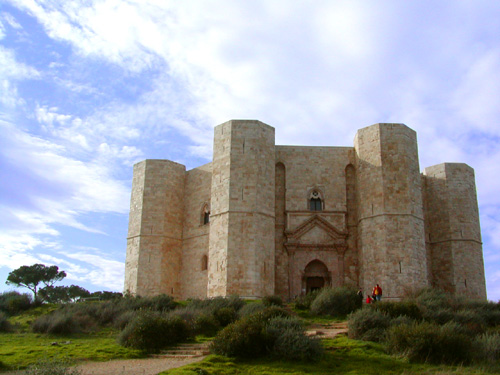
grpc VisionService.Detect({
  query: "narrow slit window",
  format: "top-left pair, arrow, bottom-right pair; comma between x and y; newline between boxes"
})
202,204 -> 210,225
201,255 -> 208,271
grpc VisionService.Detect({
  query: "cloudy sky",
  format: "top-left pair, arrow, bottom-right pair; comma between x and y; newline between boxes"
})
1,0 -> 499,300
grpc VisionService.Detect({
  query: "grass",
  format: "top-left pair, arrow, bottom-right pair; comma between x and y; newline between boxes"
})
294,308 -> 346,324
7,304 -> 59,333
0,329 -> 142,370
160,336 -> 500,375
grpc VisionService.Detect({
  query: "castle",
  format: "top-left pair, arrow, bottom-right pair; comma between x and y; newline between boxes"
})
124,120 -> 487,300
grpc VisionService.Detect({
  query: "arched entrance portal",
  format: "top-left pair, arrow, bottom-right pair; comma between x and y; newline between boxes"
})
303,260 -> 330,293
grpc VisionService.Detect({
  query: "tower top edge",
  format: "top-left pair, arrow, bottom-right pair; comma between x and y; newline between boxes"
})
215,119 -> 274,131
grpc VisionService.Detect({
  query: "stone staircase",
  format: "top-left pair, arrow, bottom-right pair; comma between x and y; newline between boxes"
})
154,342 -> 211,359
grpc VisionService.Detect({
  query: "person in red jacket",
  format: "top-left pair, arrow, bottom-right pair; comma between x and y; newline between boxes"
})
366,295 -> 373,304
373,284 -> 382,301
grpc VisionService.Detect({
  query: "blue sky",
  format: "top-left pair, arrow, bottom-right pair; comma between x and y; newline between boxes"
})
1,1 -> 499,300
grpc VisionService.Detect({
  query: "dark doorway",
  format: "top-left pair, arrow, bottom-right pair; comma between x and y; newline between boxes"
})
303,259 -> 330,294
307,276 -> 325,293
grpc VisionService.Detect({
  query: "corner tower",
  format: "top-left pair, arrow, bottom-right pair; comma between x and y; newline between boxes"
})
207,120 -> 276,298
354,123 -> 428,298
124,160 -> 185,297
423,163 -> 486,299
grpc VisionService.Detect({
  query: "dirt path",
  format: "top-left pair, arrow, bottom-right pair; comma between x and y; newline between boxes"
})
75,356 -> 205,375
1,356 -> 205,375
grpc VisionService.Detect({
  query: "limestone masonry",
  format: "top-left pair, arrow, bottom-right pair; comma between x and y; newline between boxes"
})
124,120 -> 487,300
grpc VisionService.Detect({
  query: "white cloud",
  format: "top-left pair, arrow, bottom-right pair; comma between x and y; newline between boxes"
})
1,120 -> 130,229
452,48 -> 500,135
0,45 -> 39,108
65,252 -> 124,291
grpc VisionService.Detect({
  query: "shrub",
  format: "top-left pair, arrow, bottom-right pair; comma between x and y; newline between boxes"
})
213,307 -> 237,327
130,294 -> 177,312
0,312 -> 12,332
310,286 -> 362,317
113,310 -> 137,330
187,296 -> 244,314
451,309 -> 486,336
263,295 -> 283,307
371,301 -> 422,320
25,358 -> 81,375
386,321 -> 472,365
293,290 -> 320,310
266,316 -> 304,336
271,328 -> 323,361
238,302 -> 265,317
118,311 -> 189,353
0,291 -> 32,315
210,311 -> 321,361
257,306 -> 291,322
209,314 -> 269,358
422,307 -> 455,325
194,314 -> 220,336
411,287 -> 450,310
348,308 -> 391,342
473,333 -> 500,364
32,313 -> 81,335
460,301 -> 500,327
168,307 -> 198,331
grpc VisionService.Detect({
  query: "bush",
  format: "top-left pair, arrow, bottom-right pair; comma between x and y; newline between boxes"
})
451,309 -> 486,336
371,301 -> 422,320
32,313 -> 82,335
187,296 -> 244,314
310,286 -> 362,317
266,316 -> 304,336
118,311 -> 189,353
293,290 -> 320,310
130,294 -> 177,312
210,314 -> 269,358
210,311 -> 322,361
386,321 -> 472,365
422,307 -> 455,325
411,287 -> 450,310
238,302 -> 266,317
263,295 -> 283,307
194,314 -> 220,336
473,333 -> 500,364
0,312 -> 12,332
0,291 -> 32,315
213,307 -> 237,327
348,308 -> 391,342
25,358 -> 81,375
113,310 -> 137,330
257,306 -> 291,322
271,328 -> 323,361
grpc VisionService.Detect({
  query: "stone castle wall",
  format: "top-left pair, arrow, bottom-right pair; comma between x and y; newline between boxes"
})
180,162 -> 212,298
124,120 -> 487,300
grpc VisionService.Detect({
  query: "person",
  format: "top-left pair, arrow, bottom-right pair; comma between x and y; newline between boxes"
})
374,284 -> 382,301
357,287 -> 363,301
366,295 -> 373,304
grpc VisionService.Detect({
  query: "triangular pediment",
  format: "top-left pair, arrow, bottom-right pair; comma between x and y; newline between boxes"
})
285,215 -> 347,245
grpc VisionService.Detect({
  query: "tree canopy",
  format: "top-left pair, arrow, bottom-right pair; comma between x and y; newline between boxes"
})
6,264 -> 67,301
39,285 -> 91,303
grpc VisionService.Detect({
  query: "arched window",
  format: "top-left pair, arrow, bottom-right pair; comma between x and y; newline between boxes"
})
309,190 -> 323,211
201,255 -> 208,271
201,203 -> 210,225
